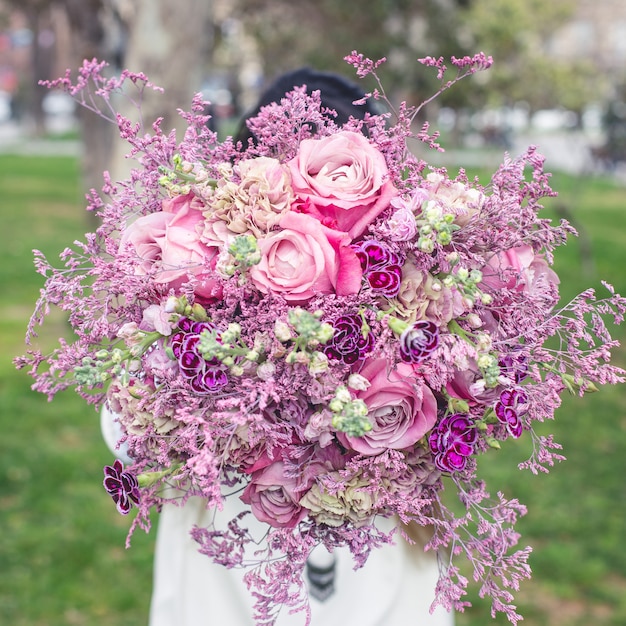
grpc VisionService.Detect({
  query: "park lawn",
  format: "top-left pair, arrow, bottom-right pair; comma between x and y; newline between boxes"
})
0,154 -> 154,626
1,153 -> 625,626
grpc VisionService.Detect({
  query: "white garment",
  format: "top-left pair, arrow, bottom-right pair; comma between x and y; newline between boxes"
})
99,406 -> 454,626
149,497 -> 455,626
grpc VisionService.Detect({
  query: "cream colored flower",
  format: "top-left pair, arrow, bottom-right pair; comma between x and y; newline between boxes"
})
107,381 -> 179,437
206,157 -> 294,237
425,172 -> 484,226
300,472 -> 376,527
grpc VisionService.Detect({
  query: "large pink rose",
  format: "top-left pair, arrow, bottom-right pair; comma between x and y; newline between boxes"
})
240,459 -> 310,529
337,358 -> 438,455
249,211 -> 362,303
288,131 -> 397,238
481,245 -> 559,296
119,193 -> 222,301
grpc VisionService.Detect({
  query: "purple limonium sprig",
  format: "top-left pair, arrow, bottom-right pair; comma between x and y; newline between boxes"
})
103,459 -> 140,515
494,388 -> 528,438
429,413 -> 478,473
399,320 -> 439,364
352,239 -> 403,297
169,317 -> 229,394
323,313 -> 375,364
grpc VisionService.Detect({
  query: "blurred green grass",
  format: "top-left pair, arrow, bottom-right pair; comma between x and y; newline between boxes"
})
0,155 -> 154,626
1,153 -> 625,625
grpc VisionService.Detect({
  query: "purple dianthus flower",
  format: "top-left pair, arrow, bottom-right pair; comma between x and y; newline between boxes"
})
323,313 -> 375,364
494,388 -> 527,438
103,459 -> 140,515
169,317 -> 229,394
429,413 -> 477,473
353,239 -> 403,297
399,320 -> 439,364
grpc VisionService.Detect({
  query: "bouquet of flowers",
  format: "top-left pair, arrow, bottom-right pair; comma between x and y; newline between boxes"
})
17,51 -> 625,625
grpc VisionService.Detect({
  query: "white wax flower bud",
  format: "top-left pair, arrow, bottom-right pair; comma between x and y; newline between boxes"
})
475,333 -> 492,351
329,399 -> 344,413
164,296 -> 178,313
347,373 -> 370,391
245,350 -> 260,362
274,320 -> 293,342
456,267 -> 469,281
256,361 -> 276,381
418,237 -> 434,253
470,269 -> 483,284
335,386 -> 352,404
477,353 -> 495,369
466,313 -> 483,329
308,351 -> 329,376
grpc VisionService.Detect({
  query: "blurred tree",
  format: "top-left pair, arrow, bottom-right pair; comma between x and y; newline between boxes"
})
105,0 -> 214,181
234,0 -> 475,112
2,0 -> 57,135
461,0 -> 602,116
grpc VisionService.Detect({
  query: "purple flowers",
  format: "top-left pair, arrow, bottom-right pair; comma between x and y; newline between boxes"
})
429,413 -> 478,473
323,313 -> 375,364
494,389 -> 527,438
353,240 -> 402,297
399,320 -> 439,364
103,459 -> 140,515
170,317 -> 229,394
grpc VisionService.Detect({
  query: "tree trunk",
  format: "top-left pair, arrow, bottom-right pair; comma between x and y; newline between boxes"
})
108,0 -> 214,182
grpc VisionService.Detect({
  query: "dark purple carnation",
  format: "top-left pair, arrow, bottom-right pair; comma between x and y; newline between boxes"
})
499,352 -> 529,383
169,317 -> 229,394
323,313 -> 375,364
494,388 -> 527,438
429,413 -> 477,473
103,459 -> 140,515
399,320 -> 439,364
352,239 -> 403,297
354,239 -> 401,271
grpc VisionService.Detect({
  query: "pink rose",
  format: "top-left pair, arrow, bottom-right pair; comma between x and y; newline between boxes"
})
240,459 -> 310,529
337,358 -> 438,455
288,131 -> 397,238
446,361 -> 500,407
249,211 -> 362,303
481,245 -> 559,296
120,193 -> 222,301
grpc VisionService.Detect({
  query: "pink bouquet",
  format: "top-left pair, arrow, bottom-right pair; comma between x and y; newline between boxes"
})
17,52 -> 626,625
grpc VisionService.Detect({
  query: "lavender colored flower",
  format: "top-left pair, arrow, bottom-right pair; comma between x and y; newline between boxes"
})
494,388 -> 527,438
323,313 -> 375,364
399,320 -> 439,364
429,413 -> 477,473
170,317 -> 229,394
499,352 -> 529,383
352,239 -> 403,297
103,459 -> 140,515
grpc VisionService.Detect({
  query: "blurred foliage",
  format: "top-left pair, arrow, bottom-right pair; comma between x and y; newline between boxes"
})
232,0 -> 604,116
235,0 -> 475,109
462,0 -> 606,113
